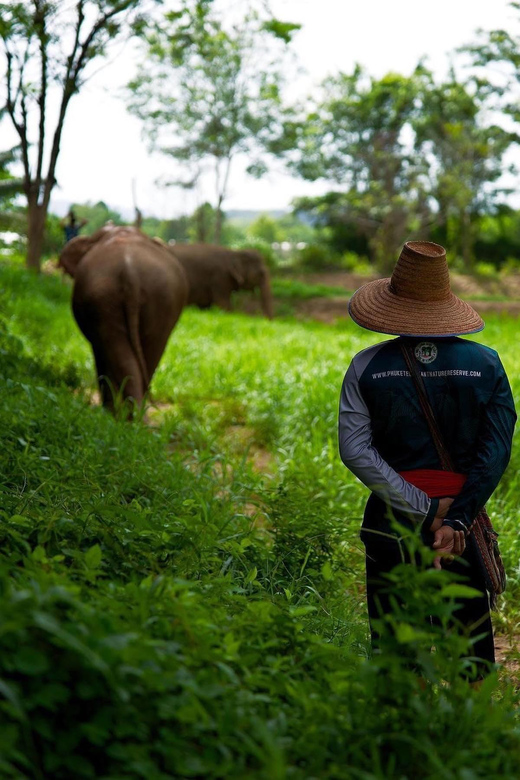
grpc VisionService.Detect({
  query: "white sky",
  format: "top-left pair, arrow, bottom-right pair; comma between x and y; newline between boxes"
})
4,0 -> 518,219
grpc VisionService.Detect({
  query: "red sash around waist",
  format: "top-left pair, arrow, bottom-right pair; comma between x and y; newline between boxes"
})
398,469 -> 467,498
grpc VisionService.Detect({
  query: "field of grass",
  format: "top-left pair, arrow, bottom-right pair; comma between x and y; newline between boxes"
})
2,260 -> 520,778
270,277 -> 352,300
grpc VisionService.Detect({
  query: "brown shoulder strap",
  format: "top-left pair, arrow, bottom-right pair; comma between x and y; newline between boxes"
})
400,342 -> 454,472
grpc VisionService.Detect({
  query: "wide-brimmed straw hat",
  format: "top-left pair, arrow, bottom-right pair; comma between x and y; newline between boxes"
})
348,241 -> 484,337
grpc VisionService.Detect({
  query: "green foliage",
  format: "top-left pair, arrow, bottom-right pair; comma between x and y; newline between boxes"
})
293,192 -> 371,258
0,122 -> 23,232
220,219 -> 248,247
126,3 -> 295,241
156,214 -> 191,243
474,261 -> 499,278
71,201 -> 125,235
271,278 -> 351,300
297,242 -> 338,270
338,251 -> 373,274
1,261 -> 520,776
275,212 -> 316,245
283,60 -> 516,271
42,212 -> 66,258
247,213 -> 284,245
473,205 -> 520,268
0,0 -> 148,269
283,66 -> 429,270
261,19 -> 301,43
0,138 -> 22,207
187,202 -> 218,243
414,67 -> 515,269
226,210 -> 318,266
231,237 -> 278,270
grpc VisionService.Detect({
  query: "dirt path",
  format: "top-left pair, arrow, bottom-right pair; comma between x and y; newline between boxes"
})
237,270 -> 520,323
495,634 -> 520,679
292,296 -> 520,323
303,270 -> 520,299
291,271 -> 520,323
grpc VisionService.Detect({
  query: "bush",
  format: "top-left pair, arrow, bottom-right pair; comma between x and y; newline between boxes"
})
230,238 -> 279,270
338,251 -> 374,275
499,256 -> 520,275
474,261 -> 499,278
297,243 -> 337,270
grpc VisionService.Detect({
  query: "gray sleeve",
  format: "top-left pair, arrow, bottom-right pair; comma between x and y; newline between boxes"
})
338,361 -> 432,523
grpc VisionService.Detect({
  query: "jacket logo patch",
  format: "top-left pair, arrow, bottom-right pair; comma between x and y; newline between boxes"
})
414,342 -> 438,364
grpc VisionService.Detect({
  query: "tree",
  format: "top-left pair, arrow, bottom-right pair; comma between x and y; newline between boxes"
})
461,2 -> 520,121
283,67 -> 430,271
0,104 -> 21,193
0,143 -> 23,223
248,213 -> 283,245
0,0 -> 149,271
414,67 -> 516,269
0,145 -> 22,198
473,204 -> 520,267
282,61 -> 516,271
0,103 -> 24,236
292,192 -> 370,258
126,2 -> 299,244
72,200 -> 125,234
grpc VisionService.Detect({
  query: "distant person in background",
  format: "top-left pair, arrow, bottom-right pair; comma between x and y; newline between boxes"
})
61,209 -> 87,244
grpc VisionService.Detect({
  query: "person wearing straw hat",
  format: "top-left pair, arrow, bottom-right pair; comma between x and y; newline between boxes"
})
338,240 -> 516,679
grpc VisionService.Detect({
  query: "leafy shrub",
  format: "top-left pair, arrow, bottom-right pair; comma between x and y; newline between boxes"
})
338,250 -> 374,275
499,256 -> 520,275
230,237 -> 279,270
474,261 -> 499,278
297,243 -> 337,270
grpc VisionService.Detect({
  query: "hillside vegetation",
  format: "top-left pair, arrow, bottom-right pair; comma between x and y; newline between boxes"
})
1,260 -> 520,778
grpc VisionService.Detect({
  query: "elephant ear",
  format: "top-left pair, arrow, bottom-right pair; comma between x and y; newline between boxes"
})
229,255 -> 245,285
58,225 -> 122,277
58,235 -> 96,278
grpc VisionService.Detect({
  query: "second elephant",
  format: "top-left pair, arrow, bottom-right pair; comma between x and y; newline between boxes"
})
170,244 -> 274,318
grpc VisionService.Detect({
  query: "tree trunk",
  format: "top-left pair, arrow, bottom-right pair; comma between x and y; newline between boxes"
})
26,201 -> 47,272
196,206 -> 208,243
214,206 -> 223,245
461,208 -> 474,272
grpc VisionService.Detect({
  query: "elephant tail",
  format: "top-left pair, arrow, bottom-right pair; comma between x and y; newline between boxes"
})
121,257 -> 149,391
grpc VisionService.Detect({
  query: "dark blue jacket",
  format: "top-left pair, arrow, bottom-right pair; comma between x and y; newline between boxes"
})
339,336 -> 516,534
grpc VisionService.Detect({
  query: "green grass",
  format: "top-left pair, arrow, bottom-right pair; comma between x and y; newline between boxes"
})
466,294 -> 513,302
270,271 -> 520,304
270,277 -> 352,300
2,260 -> 520,778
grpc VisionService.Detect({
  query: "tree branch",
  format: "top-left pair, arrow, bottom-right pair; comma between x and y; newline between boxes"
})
34,0 -> 48,189
6,49 -> 31,190
43,0 -> 137,209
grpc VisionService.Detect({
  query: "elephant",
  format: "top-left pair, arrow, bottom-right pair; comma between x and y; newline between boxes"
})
169,243 -> 274,318
58,225 -> 188,412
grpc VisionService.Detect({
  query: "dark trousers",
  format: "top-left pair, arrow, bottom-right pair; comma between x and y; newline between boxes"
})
362,502 -> 494,680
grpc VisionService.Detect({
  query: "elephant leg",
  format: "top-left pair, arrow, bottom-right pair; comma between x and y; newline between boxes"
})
140,333 -> 170,384
91,338 -> 145,411
139,317 -> 178,385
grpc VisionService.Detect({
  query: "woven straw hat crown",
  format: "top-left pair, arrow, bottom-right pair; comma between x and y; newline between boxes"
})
390,241 -> 449,301
348,240 -> 484,337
